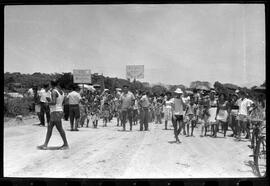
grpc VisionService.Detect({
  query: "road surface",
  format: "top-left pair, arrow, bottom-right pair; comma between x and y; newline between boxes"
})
4,116 -> 257,178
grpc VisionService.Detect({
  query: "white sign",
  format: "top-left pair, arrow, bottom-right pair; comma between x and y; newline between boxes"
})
73,69 -> 91,83
126,65 -> 144,79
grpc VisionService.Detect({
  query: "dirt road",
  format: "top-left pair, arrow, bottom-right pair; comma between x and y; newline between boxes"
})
4,116 -> 257,178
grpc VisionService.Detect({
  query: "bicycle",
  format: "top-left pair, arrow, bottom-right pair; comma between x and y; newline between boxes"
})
249,118 -> 266,177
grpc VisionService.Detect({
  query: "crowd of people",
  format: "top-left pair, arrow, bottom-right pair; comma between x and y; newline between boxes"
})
33,80 -> 266,150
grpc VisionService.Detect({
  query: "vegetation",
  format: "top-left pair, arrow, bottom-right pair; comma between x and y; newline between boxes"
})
4,72 -> 265,117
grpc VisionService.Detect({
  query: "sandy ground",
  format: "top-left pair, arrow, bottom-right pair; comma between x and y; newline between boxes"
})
4,115 -> 258,178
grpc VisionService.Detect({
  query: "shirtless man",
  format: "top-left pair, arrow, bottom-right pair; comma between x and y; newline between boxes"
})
37,80 -> 69,150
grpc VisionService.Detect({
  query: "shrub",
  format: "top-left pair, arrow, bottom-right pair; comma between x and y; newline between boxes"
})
4,97 -> 34,117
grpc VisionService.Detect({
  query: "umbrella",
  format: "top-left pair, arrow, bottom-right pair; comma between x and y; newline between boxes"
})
196,85 -> 209,91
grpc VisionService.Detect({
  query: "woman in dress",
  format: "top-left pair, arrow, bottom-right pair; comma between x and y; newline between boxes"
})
215,93 -> 229,137
164,92 -> 173,130
208,89 -> 218,136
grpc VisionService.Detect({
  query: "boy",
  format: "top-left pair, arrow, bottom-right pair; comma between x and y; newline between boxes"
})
185,97 -> 197,137
79,98 -> 88,127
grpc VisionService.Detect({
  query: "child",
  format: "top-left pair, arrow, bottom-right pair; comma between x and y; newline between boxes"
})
185,98 -> 197,137
155,99 -> 163,124
102,102 -> 110,127
91,104 -> 100,128
79,98 -> 88,127
198,104 -> 210,137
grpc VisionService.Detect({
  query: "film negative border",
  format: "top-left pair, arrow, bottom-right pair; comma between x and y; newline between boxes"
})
0,178 -> 269,186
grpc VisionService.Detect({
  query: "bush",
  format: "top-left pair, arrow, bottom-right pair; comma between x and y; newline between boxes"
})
4,97 -> 34,117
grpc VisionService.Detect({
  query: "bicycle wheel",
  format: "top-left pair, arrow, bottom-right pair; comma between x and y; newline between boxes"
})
254,137 -> 266,177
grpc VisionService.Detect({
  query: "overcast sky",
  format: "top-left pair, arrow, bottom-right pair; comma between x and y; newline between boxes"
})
4,4 -> 265,87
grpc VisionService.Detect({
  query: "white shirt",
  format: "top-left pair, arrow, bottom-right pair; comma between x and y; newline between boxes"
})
67,91 -> 82,105
238,98 -> 254,116
172,97 -> 184,115
39,88 -> 51,103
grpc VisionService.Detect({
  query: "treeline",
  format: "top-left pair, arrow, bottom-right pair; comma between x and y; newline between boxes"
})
4,72 -> 265,97
4,72 -> 152,94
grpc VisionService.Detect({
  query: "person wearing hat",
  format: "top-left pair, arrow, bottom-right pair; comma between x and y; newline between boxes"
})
171,88 -> 186,143
119,85 -> 135,131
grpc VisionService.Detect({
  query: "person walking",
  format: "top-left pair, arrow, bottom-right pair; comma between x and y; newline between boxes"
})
39,84 -> 51,127
67,84 -> 82,131
139,91 -> 150,131
119,85 -> 135,131
37,80 -> 69,150
171,88 -> 185,143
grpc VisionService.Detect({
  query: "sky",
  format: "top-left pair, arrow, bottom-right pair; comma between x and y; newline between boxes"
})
4,4 -> 265,87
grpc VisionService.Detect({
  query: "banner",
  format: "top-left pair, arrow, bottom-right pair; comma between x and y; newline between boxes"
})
126,65 -> 144,79
73,69 -> 91,83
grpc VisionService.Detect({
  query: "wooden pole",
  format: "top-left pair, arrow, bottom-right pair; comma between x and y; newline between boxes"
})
82,83 -> 84,96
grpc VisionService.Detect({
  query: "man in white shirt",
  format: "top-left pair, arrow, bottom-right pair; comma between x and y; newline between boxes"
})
39,84 -> 51,126
236,91 -> 254,140
67,84 -> 82,131
119,85 -> 135,131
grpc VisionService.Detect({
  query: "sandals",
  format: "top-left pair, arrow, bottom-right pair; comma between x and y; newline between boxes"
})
59,145 -> 69,150
37,145 -> 47,150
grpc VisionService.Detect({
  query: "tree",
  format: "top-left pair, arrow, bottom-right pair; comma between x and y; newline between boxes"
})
57,73 -> 74,90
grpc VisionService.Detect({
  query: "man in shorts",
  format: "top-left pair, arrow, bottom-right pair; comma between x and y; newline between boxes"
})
236,91 -> 254,141
171,88 -> 185,143
37,80 -> 69,150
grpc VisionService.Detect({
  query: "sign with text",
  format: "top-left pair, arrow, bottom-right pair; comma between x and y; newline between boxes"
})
126,65 -> 144,79
73,69 -> 91,83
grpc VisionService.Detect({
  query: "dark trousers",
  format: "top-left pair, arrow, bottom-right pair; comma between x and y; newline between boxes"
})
69,104 -> 80,130
121,109 -> 133,130
40,102 -> 50,125
63,104 -> 69,121
140,108 -> 149,131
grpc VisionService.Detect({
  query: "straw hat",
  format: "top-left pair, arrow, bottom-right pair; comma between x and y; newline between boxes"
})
174,88 -> 183,94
